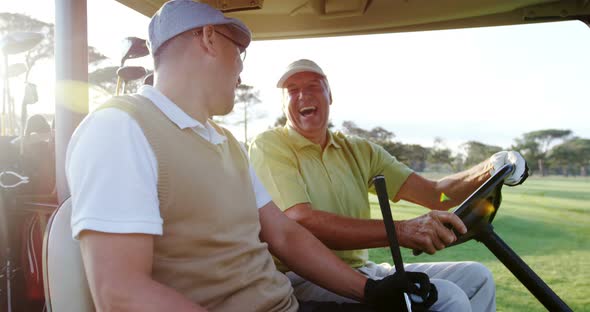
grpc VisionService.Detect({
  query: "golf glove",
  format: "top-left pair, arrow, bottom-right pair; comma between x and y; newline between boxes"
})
364,271 -> 437,312
490,151 -> 529,186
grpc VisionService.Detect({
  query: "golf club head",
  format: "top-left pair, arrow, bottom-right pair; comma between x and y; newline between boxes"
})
120,37 -> 149,66
22,82 -> 38,105
0,32 -> 44,55
117,66 -> 147,82
6,63 -> 27,78
143,73 -> 154,86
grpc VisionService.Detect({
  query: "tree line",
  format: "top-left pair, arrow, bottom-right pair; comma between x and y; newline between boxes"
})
274,116 -> 589,177
344,122 -> 588,177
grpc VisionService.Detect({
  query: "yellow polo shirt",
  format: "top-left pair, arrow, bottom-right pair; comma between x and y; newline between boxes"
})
249,126 -> 413,269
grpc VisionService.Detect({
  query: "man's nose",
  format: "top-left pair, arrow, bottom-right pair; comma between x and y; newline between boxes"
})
298,89 -> 306,99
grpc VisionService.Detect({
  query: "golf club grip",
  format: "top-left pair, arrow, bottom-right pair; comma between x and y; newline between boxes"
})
373,175 -> 405,274
115,77 -> 122,96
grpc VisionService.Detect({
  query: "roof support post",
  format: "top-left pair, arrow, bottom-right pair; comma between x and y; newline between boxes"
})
54,0 -> 88,203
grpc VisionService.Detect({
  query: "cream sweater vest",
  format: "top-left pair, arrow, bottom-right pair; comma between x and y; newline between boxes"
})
99,95 -> 297,312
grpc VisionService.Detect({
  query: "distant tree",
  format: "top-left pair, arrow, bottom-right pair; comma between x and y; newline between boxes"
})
1,13 -> 53,81
88,46 -> 109,68
273,113 -> 287,127
232,84 -> 264,144
461,141 -> 502,167
342,121 -> 369,138
452,154 -> 465,172
368,126 -> 394,144
339,121 -> 435,171
341,121 -> 394,144
0,13 -> 107,80
427,137 -> 455,171
406,144 -> 431,172
383,142 -> 430,172
88,66 -> 118,93
513,129 -> 572,176
548,138 -> 590,176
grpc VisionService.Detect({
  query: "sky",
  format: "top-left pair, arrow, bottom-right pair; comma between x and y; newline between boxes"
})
2,0 -> 590,153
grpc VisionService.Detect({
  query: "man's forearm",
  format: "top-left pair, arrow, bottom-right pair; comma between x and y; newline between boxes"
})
432,161 -> 492,209
92,276 -> 207,312
397,163 -> 492,212
269,218 -> 368,302
260,203 -> 367,301
285,203 -> 390,250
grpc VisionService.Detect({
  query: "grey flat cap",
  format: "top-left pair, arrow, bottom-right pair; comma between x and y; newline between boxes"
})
148,0 -> 251,56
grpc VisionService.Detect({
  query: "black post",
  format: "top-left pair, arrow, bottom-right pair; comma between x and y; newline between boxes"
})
373,175 -> 411,311
373,175 -> 405,274
477,226 -> 572,311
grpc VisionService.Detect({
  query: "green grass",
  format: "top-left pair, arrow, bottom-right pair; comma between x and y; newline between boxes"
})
368,176 -> 590,311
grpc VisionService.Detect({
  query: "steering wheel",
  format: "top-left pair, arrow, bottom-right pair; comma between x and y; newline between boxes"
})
411,164 -> 573,311
449,163 -> 513,245
413,163 -> 514,254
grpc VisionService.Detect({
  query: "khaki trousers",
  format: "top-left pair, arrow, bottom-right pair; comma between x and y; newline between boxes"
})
287,261 -> 496,312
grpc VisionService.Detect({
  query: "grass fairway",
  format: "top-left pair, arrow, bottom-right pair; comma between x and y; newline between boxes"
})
368,176 -> 589,311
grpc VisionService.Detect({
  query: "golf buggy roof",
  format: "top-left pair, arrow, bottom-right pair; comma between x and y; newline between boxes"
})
115,0 -> 590,39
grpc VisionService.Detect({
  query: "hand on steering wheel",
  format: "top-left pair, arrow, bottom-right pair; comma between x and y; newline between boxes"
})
398,211 -> 467,255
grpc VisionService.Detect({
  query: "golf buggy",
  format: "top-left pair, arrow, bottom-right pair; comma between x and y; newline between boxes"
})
1,0 -> 588,311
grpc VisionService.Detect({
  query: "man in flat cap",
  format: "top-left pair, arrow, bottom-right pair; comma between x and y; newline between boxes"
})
66,1 -> 438,311
249,59 -> 530,312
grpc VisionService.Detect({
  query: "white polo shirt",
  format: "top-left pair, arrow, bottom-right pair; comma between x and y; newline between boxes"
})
66,85 -> 272,239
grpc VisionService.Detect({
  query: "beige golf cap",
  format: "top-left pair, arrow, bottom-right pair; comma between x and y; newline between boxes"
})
148,0 -> 251,56
276,59 -> 328,88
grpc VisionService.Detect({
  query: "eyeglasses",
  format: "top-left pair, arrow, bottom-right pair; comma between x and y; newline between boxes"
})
214,30 -> 247,62
193,29 -> 247,62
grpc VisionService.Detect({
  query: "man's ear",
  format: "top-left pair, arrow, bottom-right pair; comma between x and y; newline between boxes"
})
200,25 -> 217,57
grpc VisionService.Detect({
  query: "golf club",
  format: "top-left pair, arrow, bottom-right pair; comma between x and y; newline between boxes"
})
115,37 -> 149,95
19,82 -> 38,155
120,37 -> 149,65
0,32 -> 44,55
1,63 -> 26,137
116,66 -> 147,94
0,32 -> 43,136
5,64 -> 27,79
